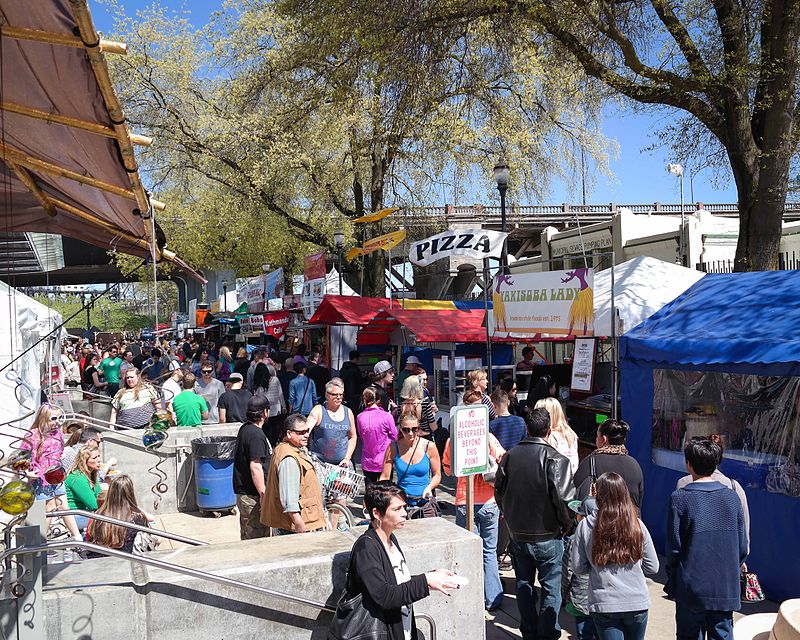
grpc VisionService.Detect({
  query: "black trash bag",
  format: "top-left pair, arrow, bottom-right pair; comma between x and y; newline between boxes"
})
191,436 -> 237,460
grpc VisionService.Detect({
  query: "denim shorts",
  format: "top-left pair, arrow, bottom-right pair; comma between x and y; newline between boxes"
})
33,479 -> 66,501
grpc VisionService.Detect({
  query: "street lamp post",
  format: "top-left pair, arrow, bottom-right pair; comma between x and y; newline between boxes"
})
221,279 -> 228,313
494,158 -> 510,271
667,163 -> 685,265
334,230 -> 344,295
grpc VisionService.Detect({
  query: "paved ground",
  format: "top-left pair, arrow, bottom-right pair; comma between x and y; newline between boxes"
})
156,474 -> 780,639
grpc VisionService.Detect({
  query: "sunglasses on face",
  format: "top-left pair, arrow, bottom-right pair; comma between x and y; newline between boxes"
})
326,392 -> 343,398
290,429 -> 310,436
202,370 -> 213,374
48,415 -> 60,422
401,427 -> 420,434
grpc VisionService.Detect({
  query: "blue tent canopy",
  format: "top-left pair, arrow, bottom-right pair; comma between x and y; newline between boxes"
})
620,270 -> 800,602
621,270 -> 800,375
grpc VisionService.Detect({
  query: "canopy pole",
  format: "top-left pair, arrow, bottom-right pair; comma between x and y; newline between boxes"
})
150,207 -> 159,332
0,100 -> 152,146
6,161 -> 56,217
0,25 -> 127,55
610,250 -> 618,420
483,258 -> 493,387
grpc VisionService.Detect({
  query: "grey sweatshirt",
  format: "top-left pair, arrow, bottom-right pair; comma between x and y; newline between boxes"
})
571,513 -> 659,613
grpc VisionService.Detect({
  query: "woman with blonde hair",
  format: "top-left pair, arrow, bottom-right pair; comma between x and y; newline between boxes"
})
87,474 -> 157,557
462,369 -> 497,420
216,345 -> 233,383
65,446 -> 102,532
535,397 -> 579,472
20,404 -> 82,541
109,368 -> 159,429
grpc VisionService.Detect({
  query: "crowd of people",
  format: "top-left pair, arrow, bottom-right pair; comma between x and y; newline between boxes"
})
58,339 -> 753,639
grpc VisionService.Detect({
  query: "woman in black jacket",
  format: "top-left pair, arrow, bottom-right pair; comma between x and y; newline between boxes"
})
342,481 -> 459,640
573,418 -> 644,508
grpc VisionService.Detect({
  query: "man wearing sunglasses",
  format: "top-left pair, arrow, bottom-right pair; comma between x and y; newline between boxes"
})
261,414 -> 325,534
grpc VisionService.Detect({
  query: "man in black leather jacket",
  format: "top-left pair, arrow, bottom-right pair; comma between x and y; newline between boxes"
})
494,407 -> 575,640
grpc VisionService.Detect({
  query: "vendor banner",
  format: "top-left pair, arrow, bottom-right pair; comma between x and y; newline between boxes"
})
304,252 -> 327,281
352,206 -> 399,224
240,314 -> 266,334
264,311 -> 290,339
409,228 -> 507,267
301,277 -> 326,319
265,267 -> 285,302
490,268 -> 595,337
345,229 -> 406,261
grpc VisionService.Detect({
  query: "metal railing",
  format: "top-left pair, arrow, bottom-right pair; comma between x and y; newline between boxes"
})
46,509 -> 207,547
1,540 -> 437,640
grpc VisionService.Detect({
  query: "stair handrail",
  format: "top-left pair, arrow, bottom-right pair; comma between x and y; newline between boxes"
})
0,540 -> 437,640
46,509 -> 207,547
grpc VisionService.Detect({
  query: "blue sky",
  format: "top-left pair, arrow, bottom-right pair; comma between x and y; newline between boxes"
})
91,0 -> 740,208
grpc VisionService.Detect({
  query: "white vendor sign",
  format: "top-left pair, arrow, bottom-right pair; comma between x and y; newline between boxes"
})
409,228 -> 507,267
448,404 -> 490,476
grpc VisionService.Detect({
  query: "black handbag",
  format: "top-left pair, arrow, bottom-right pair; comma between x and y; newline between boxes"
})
327,589 -> 390,640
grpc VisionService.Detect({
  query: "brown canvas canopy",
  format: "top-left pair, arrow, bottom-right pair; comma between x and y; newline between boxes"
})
0,0 -> 204,282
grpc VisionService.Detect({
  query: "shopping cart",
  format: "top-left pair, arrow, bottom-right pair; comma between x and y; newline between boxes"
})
311,455 -> 364,530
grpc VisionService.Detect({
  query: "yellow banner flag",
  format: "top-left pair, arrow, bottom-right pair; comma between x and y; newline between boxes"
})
352,207 -> 399,224
345,229 -> 407,261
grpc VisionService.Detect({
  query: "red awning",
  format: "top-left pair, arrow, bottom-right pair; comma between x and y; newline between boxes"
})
308,295 -> 391,325
358,308 -> 490,344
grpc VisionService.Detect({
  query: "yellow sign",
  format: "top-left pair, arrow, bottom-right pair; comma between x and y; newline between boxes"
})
352,207 -> 399,224
345,229 -> 407,261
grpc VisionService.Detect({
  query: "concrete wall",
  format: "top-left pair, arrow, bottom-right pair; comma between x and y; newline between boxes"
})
42,518 -> 484,640
102,424 -> 241,515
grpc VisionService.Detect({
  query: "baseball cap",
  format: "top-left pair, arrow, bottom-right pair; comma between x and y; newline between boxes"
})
228,372 -> 244,383
405,355 -> 420,365
247,396 -> 270,413
373,360 -> 393,375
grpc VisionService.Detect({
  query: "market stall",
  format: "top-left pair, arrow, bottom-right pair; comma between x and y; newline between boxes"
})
620,270 -> 800,600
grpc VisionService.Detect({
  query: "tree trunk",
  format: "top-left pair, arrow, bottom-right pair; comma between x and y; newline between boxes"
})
732,147 -> 790,272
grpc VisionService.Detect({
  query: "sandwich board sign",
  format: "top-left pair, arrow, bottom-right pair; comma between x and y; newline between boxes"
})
448,404 -> 490,476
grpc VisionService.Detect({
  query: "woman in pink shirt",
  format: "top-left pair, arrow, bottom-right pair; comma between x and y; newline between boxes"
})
356,387 -> 398,485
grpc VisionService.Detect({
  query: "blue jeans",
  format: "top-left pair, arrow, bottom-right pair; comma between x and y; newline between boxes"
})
456,502 -> 503,609
591,610 -> 648,640
576,614 -> 598,640
510,538 -> 564,640
676,608 -> 733,640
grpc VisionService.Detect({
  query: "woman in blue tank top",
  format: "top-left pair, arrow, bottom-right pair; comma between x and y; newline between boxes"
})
380,412 -> 441,499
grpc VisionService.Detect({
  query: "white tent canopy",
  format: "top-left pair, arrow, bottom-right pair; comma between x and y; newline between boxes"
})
593,256 -> 705,336
0,282 -> 63,432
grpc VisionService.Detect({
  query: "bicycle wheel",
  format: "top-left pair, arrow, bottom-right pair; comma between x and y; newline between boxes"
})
327,503 -> 355,531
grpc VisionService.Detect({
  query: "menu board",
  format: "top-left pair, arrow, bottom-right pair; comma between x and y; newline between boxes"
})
570,338 -> 596,393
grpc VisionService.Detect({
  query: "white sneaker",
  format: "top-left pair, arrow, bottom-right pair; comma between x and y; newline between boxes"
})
63,549 -> 74,563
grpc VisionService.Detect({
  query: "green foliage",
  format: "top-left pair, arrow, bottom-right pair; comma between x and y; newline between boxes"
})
105,0 -> 615,290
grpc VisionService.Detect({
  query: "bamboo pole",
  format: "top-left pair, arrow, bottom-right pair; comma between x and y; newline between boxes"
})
0,140 -> 137,200
0,141 -> 164,211
49,196 -> 159,257
0,101 -> 152,146
6,161 -> 57,217
68,0 -> 152,218
0,26 -> 127,55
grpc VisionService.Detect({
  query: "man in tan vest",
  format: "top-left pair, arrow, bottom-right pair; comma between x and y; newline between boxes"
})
261,413 -> 326,534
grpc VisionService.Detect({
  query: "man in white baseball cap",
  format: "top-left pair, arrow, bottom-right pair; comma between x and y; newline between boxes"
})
396,354 -> 421,397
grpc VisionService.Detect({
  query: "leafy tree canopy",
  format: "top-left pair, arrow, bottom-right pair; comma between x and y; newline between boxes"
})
106,0 -> 615,288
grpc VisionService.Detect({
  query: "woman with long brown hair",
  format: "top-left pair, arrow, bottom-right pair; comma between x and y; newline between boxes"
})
87,474 -> 156,557
571,472 -> 659,640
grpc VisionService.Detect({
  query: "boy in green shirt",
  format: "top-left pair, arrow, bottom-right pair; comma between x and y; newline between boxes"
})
99,345 -> 123,396
172,372 -> 209,427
